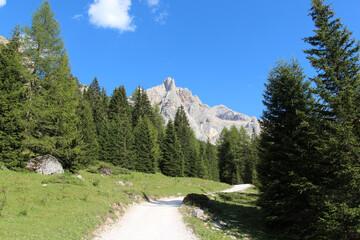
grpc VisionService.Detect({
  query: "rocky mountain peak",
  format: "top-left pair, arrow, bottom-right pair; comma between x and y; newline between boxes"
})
147,78 -> 260,143
163,77 -> 176,91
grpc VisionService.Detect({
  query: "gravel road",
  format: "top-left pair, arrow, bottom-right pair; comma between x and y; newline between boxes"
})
93,184 -> 251,240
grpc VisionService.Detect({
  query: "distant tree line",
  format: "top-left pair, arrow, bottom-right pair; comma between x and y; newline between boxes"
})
258,0 -> 360,239
0,1 -> 260,185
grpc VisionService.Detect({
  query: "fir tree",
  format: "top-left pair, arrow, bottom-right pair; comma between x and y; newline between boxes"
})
205,140 -> 220,182
0,27 -> 28,169
133,117 -> 157,173
257,59 -> 318,238
174,106 -> 201,177
159,120 -> 184,177
303,0 -> 360,237
131,86 -> 154,127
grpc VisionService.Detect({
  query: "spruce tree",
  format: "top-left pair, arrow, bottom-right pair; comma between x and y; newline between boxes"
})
205,139 -> 220,181
98,86 -> 133,169
159,120 -> 184,177
174,106 -> 201,177
258,59 -> 318,238
303,0 -> 360,237
133,117 -> 157,173
0,27 -> 28,169
131,86 -> 155,127
22,1 -> 80,169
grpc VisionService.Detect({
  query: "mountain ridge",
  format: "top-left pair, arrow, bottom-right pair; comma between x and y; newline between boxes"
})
146,77 -> 260,143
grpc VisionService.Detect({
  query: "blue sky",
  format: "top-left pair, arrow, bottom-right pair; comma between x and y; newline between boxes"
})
0,0 -> 359,118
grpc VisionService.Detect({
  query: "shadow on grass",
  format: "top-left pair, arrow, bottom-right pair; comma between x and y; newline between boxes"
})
184,192 -> 275,240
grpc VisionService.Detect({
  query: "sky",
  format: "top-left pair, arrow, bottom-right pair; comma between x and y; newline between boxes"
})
0,0 -> 359,118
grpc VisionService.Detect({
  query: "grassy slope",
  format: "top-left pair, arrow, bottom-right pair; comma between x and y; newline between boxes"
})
182,187 -> 276,240
0,169 -> 229,240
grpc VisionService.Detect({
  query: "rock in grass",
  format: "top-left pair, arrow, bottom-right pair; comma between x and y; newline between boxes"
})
192,208 -> 205,219
115,181 -> 125,186
125,182 -> 133,187
26,155 -> 64,175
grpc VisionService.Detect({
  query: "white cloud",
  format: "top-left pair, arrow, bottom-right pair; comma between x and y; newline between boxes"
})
0,0 -> 6,8
155,10 -> 168,25
88,0 -> 136,32
72,14 -> 83,20
146,0 -> 159,7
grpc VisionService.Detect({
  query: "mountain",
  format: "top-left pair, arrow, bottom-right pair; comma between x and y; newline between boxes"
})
146,77 -> 260,143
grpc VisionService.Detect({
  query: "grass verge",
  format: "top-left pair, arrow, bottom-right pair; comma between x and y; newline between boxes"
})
0,167 -> 229,240
181,187 -> 276,240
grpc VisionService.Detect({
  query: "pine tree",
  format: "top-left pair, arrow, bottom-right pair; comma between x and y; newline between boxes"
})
22,1 -> 80,170
131,86 -> 154,127
75,95 -> 98,168
303,0 -> 360,237
174,106 -> 201,177
159,120 -> 184,177
205,140 -> 220,181
0,27 -> 28,169
85,77 -> 108,135
98,86 -> 133,169
257,59 -> 318,238
133,117 -> 156,173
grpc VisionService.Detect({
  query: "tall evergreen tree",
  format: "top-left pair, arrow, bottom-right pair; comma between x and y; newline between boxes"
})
75,95 -> 98,168
98,86 -> 133,169
0,27 -> 28,169
22,1 -> 80,169
205,140 -> 220,182
159,120 -> 184,177
133,117 -> 157,173
131,86 -> 154,127
174,106 -> 201,177
257,59 -> 318,239
303,0 -> 360,237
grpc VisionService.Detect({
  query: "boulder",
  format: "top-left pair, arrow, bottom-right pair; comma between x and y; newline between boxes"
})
125,182 -> 134,187
192,208 -> 205,219
26,155 -> 64,175
99,166 -> 112,175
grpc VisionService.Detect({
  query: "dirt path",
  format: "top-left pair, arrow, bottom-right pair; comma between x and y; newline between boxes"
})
93,184 -> 251,240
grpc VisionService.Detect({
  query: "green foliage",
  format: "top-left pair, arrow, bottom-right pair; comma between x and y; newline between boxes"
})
218,126 -> 255,185
131,86 -> 155,127
22,1 -> 81,170
133,117 -> 157,173
302,1 -> 360,238
159,120 -> 184,177
0,27 -> 28,169
174,106 -> 202,177
258,59 -> 320,239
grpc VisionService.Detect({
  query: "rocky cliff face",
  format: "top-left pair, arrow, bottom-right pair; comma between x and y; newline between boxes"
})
146,78 -> 260,143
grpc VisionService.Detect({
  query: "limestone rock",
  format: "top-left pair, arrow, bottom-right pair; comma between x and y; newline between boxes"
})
192,208 -> 205,219
26,155 -> 64,175
146,78 -> 260,143
0,36 -> 9,45
125,182 -> 133,187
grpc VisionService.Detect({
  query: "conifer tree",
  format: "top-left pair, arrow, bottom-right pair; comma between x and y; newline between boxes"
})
0,27 -> 28,169
22,1 -> 80,169
75,95 -> 98,168
131,86 -> 154,127
133,117 -> 157,173
98,86 -> 133,169
303,0 -> 360,237
258,59 -> 318,238
205,140 -> 220,181
174,106 -> 201,177
159,120 -> 184,177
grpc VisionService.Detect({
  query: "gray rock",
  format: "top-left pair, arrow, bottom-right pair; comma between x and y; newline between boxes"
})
115,181 -> 125,186
26,155 -> 64,175
192,208 -> 205,219
76,174 -> 84,180
125,182 -> 133,187
99,166 -> 112,175
146,78 -> 260,143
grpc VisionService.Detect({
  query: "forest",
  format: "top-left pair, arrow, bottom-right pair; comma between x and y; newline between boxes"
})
1,0 -> 359,239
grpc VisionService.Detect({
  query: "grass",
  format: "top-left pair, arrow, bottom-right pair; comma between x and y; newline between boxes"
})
0,168 -> 229,240
182,187 -> 276,240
